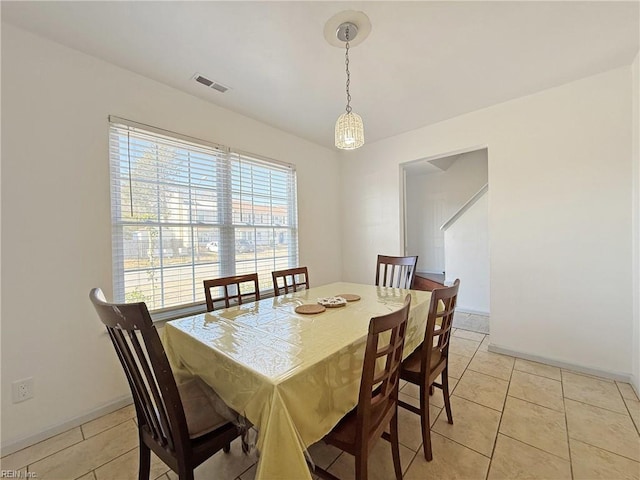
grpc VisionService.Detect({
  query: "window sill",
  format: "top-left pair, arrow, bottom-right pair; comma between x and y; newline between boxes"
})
149,289 -> 278,326
150,303 -> 208,323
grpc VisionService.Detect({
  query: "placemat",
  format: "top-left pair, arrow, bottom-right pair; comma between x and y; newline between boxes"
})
336,293 -> 361,302
295,304 -> 326,314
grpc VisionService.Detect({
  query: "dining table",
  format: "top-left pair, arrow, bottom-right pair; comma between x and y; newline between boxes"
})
162,281 -> 432,480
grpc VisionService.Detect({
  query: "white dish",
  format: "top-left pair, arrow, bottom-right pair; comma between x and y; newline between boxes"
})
317,296 -> 347,308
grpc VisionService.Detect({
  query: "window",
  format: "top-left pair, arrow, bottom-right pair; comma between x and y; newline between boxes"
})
109,117 -> 298,314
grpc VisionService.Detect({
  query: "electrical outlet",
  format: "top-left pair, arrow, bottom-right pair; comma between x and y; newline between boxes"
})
12,377 -> 34,403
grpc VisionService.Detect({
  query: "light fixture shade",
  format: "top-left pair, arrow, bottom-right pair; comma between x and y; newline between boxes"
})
335,111 -> 364,150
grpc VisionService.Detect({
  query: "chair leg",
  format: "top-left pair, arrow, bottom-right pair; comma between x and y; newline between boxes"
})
442,368 -> 454,424
420,383 -> 433,461
138,442 -> 151,480
223,442 -> 231,453
390,410 -> 402,480
355,451 -> 368,480
177,465 -> 194,480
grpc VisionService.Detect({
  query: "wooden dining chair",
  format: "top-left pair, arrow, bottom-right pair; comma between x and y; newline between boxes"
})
89,288 -> 244,480
398,279 -> 460,461
203,273 -> 261,311
271,266 -> 309,295
315,294 -> 412,480
375,255 -> 419,289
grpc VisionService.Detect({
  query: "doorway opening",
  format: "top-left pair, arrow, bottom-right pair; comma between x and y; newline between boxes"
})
401,147 -> 489,333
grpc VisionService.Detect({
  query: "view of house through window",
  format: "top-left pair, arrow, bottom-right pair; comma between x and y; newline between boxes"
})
109,117 -> 298,312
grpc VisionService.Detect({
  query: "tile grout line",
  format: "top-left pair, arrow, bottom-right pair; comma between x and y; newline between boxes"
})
402,450 -> 420,479
560,369 -> 575,479
569,437 -> 640,465
512,365 -> 562,383
323,450 -> 343,476
81,407 -> 137,440
451,391 -> 505,414
450,363 -> 510,413
561,371 -> 640,477
464,366 -> 511,382
505,391 -> 574,415
562,372 -> 640,476
503,391 -> 565,414
235,460 -> 257,480
616,382 -> 640,437
31,419 -> 139,480
483,354 -> 513,480
2,427 -> 85,468
402,372 -> 497,475
420,344 -> 496,478
429,429 -> 493,463
562,396 -> 634,416
615,381 -> 640,402
401,448 -> 418,477
12,433 -> 86,475
75,470 -> 96,480
3,408 -> 136,471
561,369 -> 617,383
496,431 -> 573,464
91,444 -> 140,477
463,345 -> 514,384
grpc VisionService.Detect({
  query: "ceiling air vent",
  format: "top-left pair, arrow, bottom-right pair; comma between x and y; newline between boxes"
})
193,73 -> 229,93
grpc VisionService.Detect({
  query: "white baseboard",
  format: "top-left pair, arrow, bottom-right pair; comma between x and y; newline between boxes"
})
488,344 -> 633,383
631,373 -> 640,399
0,394 -> 133,457
456,307 -> 490,316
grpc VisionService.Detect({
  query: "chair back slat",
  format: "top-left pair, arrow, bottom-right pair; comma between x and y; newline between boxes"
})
357,294 -> 411,448
89,288 -> 190,458
375,255 -> 418,289
422,280 -> 460,373
129,329 -> 176,449
370,329 -> 404,386
105,328 -> 158,436
271,267 -> 310,296
108,328 -> 172,448
203,274 -> 261,311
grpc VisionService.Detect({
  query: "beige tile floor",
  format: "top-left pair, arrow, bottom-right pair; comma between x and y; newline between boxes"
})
2,327 -> 639,480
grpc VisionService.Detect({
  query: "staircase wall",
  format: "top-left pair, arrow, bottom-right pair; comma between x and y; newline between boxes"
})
444,190 -> 489,314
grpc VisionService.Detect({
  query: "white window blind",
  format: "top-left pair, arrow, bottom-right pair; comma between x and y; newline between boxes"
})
108,117 -> 298,313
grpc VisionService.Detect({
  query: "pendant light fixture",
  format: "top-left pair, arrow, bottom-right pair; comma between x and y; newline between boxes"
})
325,11 -> 371,150
334,22 -> 364,150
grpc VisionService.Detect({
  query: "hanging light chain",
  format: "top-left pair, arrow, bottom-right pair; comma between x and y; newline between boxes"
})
334,20 -> 365,149
344,26 -> 352,114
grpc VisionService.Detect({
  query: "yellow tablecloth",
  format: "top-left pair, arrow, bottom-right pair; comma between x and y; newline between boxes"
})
162,282 -> 431,480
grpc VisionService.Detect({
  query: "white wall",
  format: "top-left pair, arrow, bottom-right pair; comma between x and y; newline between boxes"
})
0,24 -> 342,450
632,52 -> 639,394
441,150 -> 489,222
444,191 -> 489,314
406,172 -> 446,272
341,66 -> 634,379
405,149 -> 487,273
